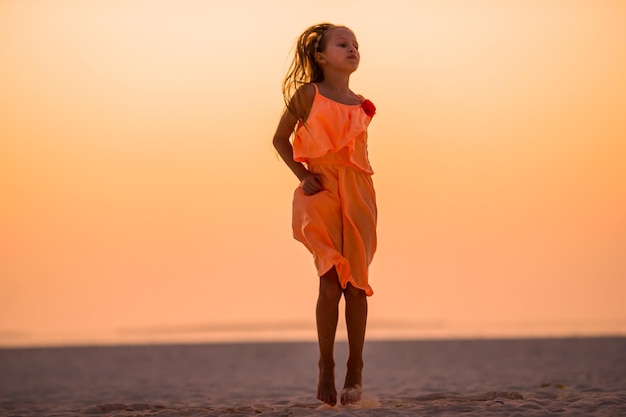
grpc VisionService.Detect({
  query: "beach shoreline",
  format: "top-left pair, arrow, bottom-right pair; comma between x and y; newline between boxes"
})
2,317 -> 625,349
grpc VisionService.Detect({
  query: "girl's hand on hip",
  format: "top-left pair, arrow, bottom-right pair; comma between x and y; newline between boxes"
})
302,174 -> 324,196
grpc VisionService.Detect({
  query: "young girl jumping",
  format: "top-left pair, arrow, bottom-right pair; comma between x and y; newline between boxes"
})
272,23 -> 377,406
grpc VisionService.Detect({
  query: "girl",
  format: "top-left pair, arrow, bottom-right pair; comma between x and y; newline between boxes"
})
272,23 -> 377,407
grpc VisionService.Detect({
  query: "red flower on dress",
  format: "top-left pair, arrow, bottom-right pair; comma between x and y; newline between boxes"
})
361,99 -> 376,117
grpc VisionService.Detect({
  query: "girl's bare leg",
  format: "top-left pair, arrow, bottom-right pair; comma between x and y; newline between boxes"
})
316,267 -> 343,406
341,283 -> 367,405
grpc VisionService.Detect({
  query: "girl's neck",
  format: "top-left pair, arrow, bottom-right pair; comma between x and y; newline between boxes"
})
316,73 -> 358,104
318,72 -> 351,94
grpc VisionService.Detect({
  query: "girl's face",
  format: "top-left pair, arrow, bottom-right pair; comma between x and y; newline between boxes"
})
317,27 -> 360,73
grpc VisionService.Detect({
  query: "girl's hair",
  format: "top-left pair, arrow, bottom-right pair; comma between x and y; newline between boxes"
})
282,23 -> 339,123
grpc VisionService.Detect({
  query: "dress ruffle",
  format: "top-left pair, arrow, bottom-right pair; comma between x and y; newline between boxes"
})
292,88 -> 373,174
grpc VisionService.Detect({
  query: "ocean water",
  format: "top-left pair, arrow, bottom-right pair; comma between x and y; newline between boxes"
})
1,318 -> 625,348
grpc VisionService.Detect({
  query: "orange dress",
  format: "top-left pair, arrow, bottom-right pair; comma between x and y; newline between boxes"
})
292,84 -> 377,296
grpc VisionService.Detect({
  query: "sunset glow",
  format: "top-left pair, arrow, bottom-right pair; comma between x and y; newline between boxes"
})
1,0 -> 625,346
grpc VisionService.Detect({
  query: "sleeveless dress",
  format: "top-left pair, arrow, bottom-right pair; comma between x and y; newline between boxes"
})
291,84 -> 377,296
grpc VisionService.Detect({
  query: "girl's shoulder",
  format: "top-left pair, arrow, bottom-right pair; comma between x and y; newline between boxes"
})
289,83 -> 317,122
296,83 -> 317,102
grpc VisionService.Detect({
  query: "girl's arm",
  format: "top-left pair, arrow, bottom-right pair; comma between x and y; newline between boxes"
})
272,109 -> 310,181
272,84 -> 323,195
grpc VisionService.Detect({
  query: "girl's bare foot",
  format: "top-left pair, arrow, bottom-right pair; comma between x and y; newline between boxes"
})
340,360 -> 363,405
340,384 -> 362,405
317,364 -> 337,406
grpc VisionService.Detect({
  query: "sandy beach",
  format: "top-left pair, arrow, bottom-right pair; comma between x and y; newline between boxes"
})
1,337 -> 625,416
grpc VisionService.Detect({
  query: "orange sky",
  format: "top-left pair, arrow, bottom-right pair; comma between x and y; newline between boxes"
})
1,1 -> 625,346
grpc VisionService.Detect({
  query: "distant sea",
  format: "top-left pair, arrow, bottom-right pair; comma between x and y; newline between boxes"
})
2,318 -> 625,348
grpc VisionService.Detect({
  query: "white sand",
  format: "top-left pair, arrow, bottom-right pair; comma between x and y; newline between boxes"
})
1,338 -> 625,416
